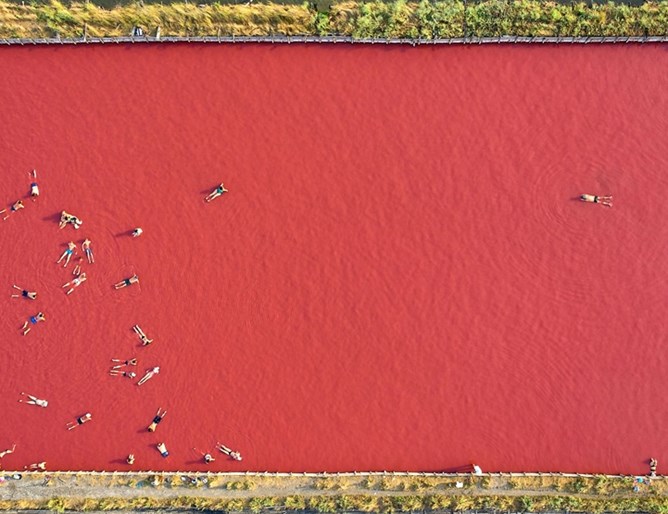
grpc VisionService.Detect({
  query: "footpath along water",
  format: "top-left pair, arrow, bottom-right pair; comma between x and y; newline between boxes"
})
0,44 -> 666,473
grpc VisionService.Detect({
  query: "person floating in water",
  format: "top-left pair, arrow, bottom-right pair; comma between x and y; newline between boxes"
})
132,227 -> 143,238
580,194 -> 612,207
216,442 -> 242,461
148,408 -> 167,432
111,358 -> 138,369
157,442 -> 169,458
57,242 -> 77,268
1,200 -> 24,221
194,448 -> 215,464
29,170 -> 39,199
21,312 -> 45,336
109,369 -> 136,379
18,392 -> 48,408
66,413 -> 92,430
62,272 -> 87,295
59,211 -> 83,229
133,325 -> 153,345
0,444 -> 16,459
82,239 -> 94,264
11,285 -> 37,300
205,183 -> 228,203
114,274 -> 139,289
137,367 -> 160,386
649,458 -> 658,477
72,257 -> 84,277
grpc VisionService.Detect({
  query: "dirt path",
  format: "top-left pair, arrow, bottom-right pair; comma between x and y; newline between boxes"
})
0,473 -> 665,502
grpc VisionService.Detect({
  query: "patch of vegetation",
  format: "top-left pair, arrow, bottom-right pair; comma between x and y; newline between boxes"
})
1,0 -> 668,39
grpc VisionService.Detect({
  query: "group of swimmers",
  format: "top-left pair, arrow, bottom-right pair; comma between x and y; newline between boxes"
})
0,171 -> 38,221
5,176 -> 242,469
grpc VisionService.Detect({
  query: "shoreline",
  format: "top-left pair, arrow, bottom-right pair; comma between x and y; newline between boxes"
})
0,471 -> 666,512
2,0 -> 668,41
2,35 -> 668,45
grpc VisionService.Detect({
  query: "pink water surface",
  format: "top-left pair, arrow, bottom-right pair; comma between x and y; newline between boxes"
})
0,43 -> 666,473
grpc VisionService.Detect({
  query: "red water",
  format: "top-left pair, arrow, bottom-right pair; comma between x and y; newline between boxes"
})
0,44 -> 666,474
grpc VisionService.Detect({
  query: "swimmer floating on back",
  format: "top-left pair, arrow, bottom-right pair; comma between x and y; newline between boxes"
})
18,392 -> 48,408
66,412 -> 92,430
133,325 -> 153,345
205,183 -> 228,203
216,442 -> 242,461
0,444 -> 16,459
114,274 -> 139,289
82,239 -> 94,264
11,285 -> 37,300
57,242 -> 77,268
62,272 -> 87,295
21,312 -> 45,336
111,358 -> 138,369
109,369 -> 136,379
156,442 -> 169,458
137,367 -> 160,386
148,408 -> 167,432
72,257 -> 84,277
580,194 -> 612,207
30,170 -> 39,199
1,200 -> 24,221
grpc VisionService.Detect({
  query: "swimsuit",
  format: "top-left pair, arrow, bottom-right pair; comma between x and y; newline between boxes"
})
66,249 -> 73,255
124,278 -> 131,286
22,290 -> 29,298
30,316 -> 38,324
594,196 -> 599,203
